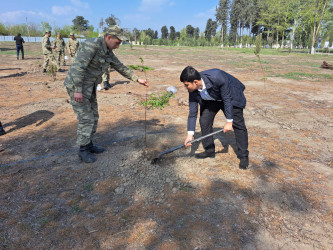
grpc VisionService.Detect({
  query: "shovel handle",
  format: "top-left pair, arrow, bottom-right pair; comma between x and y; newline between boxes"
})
157,129 -> 224,159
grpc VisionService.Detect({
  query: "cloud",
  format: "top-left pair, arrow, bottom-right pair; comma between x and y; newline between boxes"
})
52,6 -> 74,16
52,0 -> 89,16
124,13 -> 151,22
195,6 -> 216,20
139,0 -> 173,12
70,0 -> 89,9
0,10 -> 49,23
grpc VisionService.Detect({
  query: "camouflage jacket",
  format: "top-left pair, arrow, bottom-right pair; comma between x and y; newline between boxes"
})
42,35 -> 52,54
64,36 -> 139,97
53,38 -> 65,52
66,38 -> 79,53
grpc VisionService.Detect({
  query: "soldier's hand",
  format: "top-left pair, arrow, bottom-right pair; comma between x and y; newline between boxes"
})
74,92 -> 83,103
137,78 -> 149,87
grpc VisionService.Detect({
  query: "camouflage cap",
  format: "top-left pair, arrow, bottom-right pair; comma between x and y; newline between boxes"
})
105,25 -> 128,41
70,32 -> 75,36
45,30 -> 51,33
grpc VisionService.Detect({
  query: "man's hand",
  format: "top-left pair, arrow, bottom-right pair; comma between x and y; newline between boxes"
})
223,121 -> 233,133
69,51 -> 72,55
184,134 -> 194,147
137,78 -> 149,87
74,92 -> 83,103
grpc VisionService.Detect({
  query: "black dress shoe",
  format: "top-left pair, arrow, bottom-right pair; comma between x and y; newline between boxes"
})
239,157 -> 249,169
195,151 -> 215,159
58,69 -> 65,72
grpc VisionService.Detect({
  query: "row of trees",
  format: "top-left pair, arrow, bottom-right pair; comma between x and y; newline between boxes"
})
0,16 -> 100,38
0,0 -> 332,53
132,0 -> 332,52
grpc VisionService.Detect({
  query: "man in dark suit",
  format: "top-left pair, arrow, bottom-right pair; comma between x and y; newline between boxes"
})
180,66 -> 249,169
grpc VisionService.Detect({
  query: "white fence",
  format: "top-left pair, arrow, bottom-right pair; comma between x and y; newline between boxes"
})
0,36 -> 86,43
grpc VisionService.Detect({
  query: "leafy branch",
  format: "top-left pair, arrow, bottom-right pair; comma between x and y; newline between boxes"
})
140,91 -> 175,110
127,65 -> 154,71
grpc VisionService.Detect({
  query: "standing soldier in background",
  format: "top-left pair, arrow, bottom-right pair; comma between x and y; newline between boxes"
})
66,33 -> 80,62
53,33 -> 66,67
64,25 -> 148,163
42,30 -> 65,73
97,32 -> 113,91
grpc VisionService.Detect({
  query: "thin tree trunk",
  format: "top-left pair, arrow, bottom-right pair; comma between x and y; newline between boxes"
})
311,0 -> 328,54
221,26 -> 224,47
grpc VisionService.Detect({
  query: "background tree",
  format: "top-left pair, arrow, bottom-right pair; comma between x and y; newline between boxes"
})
169,26 -> 176,40
99,18 -> 104,31
311,0 -> 328,54
133,28 -> 140,44
229,0 -> 241,45
194,27 -> 200,39
41,21 -> 52,33
105,14 -> 120,27
216,0 -> 230,46
186,25 -> 195,37
72,16 -> 89,33
161,25 -> 168,39
0,22 -> 8,35
204,18 -> 217,41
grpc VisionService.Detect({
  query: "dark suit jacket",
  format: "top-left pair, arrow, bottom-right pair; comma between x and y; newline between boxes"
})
187,68 -> 246,131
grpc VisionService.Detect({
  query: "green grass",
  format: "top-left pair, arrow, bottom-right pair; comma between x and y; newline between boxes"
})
271,72 -> 333,80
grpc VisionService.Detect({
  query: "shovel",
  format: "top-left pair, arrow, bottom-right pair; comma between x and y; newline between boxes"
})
152,128 -> 224,163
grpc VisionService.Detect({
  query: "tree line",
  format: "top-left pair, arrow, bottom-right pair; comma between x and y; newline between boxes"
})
1,0 -> 332,53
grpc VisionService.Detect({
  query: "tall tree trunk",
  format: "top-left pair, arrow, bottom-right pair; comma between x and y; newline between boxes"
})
311,0 -> 328,54
221,26 -> 224,47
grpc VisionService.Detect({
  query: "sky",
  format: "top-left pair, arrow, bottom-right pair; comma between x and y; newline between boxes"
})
0,0 -> 221,33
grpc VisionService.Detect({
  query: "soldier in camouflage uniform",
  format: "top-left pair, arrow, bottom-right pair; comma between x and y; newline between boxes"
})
64,25 -> 148,163
53,33 -> 66,67
42,30 -> 64,73
66,33 -> 80,62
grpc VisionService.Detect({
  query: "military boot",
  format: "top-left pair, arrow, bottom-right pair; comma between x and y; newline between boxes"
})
0,122 -> 6,136
78,144 -> 97,163
88,141 -> 105,154
103,81 -> 112,90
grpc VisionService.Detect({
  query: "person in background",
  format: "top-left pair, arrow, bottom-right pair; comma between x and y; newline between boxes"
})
14,33 -> 25,60
53,33 -> 66,67
66,33 -> 79,62
41,30 -> 65,73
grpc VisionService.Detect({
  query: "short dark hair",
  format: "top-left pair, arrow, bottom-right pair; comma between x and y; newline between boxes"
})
17,33 -> 21,36
180,66 -> 201,82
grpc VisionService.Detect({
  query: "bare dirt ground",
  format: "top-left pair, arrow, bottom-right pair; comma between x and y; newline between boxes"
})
0,42 -> 332,249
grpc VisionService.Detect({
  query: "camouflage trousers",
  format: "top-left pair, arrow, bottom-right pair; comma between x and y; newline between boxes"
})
67,88 -> 99,146
55,50 -> 65,67
69,51 -> 77,62
102,65 -> 111,82
43,53 -> 59,70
